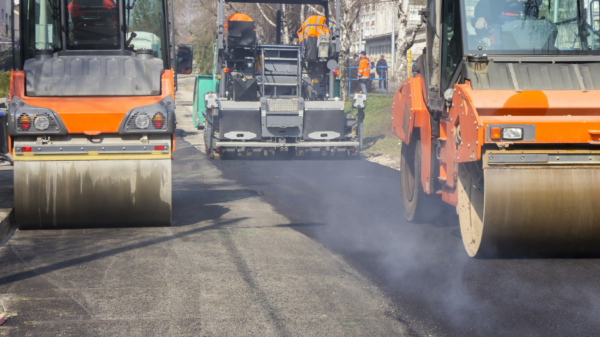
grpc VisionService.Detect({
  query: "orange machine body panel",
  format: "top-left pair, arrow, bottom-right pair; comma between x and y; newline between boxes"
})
392,76 -> 433,193
392,76 -> 427,144
464,86 -> 600,144
10,70 -> 174,134
394,78 -> 600,206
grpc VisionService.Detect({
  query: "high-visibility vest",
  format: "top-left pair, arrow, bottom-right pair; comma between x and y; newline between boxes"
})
297,15 -> 330,43
358,56 -> 370,78
224,13 -> 253,35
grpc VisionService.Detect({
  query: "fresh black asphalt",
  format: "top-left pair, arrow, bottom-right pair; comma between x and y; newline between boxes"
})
214,152 -> 600,336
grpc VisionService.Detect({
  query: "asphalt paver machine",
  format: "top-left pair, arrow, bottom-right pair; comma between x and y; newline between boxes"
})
202,0 -> 365,159
395,0 -> 600,256
8,0 -> 176,228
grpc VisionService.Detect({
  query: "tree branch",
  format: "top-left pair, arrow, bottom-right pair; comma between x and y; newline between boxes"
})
226,3 -> 239,13
256,3 -> 276,27
405,19 -> 424,51
307,4 -> 336,23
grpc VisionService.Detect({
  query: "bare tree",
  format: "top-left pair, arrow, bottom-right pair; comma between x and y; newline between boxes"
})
392,0 -> 411,81
256,3 -> 276,26
281,5 -> 291,44
336,0 -> 363,100
393,0 -> 427,82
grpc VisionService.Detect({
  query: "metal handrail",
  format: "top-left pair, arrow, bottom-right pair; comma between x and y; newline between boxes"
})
257,45 -> 302,98
297,48 -> 302,98
212,42 -> 217,81
348,66 -> 390,95
261,48 -> 265,97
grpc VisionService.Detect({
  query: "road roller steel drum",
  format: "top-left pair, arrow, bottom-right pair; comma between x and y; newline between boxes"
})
458,158 -> 600,257
12,135 -> 173,228
6,0 -> 177,228
392,0 -> 600,257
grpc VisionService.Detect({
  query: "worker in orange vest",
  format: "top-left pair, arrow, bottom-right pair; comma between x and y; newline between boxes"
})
357,51 -> 371,95
297,15 -> 330,60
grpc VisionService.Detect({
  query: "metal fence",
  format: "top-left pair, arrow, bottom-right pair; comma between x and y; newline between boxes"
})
348,66 -> 390,96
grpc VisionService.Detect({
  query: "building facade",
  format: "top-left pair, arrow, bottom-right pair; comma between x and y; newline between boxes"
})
351,1 -> 426,73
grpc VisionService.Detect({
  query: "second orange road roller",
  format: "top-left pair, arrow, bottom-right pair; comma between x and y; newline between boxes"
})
395,0 -> 600,256
7,0 -> 176,228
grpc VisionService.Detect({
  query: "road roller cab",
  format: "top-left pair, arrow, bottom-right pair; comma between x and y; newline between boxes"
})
8,0 -> 175,228
394,0 -> 600,256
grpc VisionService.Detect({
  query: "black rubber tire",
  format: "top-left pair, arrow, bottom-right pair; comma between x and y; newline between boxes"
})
400,137 -> 443,223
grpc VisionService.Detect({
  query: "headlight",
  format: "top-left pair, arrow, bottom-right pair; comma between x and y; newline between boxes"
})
7,97 -> 67,135
135,113 -> 150,129
502,127 -> 523,140
118,96 -> 175,134
34,115 -> 50,130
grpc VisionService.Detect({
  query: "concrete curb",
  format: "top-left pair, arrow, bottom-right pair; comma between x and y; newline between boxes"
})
0,208 -> 15,243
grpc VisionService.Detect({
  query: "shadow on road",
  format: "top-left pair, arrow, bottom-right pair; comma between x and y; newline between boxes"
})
0,217 -> 248,286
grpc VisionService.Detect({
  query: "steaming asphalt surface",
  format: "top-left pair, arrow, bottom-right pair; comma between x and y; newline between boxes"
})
1,75 -> 599,336
175,75 -> 600,336
0,75 -> 410,336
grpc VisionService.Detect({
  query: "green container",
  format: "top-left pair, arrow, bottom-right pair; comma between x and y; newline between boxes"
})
334,79 -> 340,98
192,75 -> 218,128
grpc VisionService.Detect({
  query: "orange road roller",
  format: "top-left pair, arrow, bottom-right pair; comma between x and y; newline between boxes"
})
395,0 -> 600,256
7,0 -> 175,228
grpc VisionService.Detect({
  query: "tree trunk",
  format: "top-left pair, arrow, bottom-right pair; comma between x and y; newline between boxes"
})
339,9 -> 352,101
282,4 -> 290,44
393,0 -> 410,82
338,0 -> 361,101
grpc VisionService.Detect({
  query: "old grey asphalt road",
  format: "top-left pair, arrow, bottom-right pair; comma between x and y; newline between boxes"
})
176,76 -> 600,337
0,75 -> 410,336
